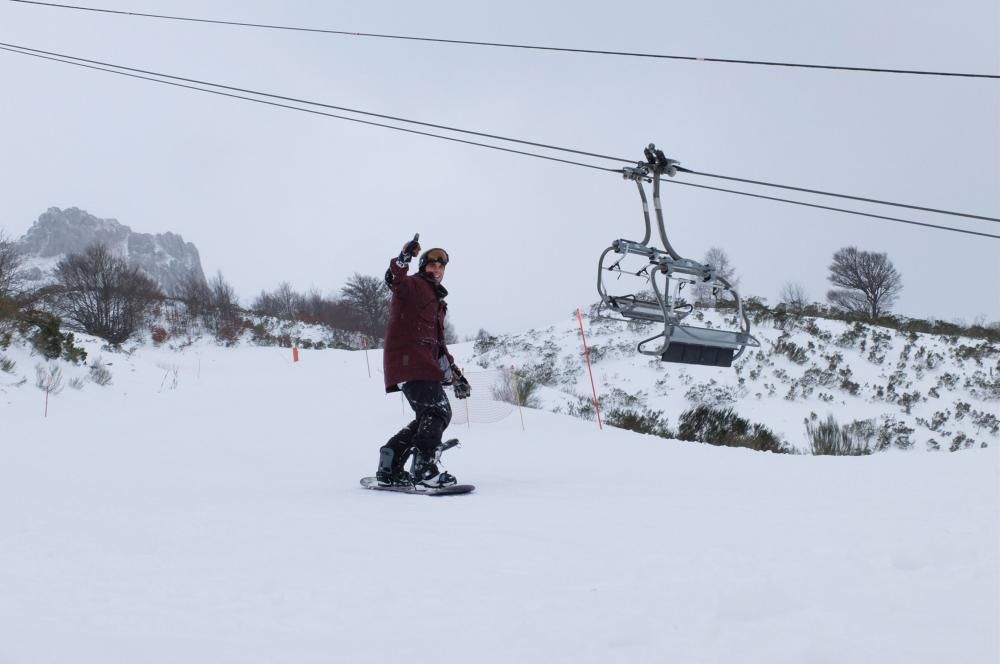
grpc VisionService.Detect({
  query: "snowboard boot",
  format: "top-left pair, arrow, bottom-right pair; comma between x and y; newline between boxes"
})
376,446 -> 412,487
411,451 -> 457,488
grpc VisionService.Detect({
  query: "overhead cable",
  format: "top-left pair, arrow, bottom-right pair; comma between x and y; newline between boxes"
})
9,0 -> 999,80
676,168 -> 1000,224
1,41 -> 993,225
0,44 -> 618,173
662,179 -> 1000,240
0,41 -> 634,165
0,43 -> 996,240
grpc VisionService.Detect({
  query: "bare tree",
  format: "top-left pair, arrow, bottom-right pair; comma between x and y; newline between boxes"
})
53,244 -> 163,344
296,288 -> 332,324
35,362 -> 65,417
252,282 -> 301,320
341,273 -> 391,339
826,246 -> 903,320
779,282 -> 810,313
443,319 -> 459,345
208,271 -> 241,325
0,231 -> 26,301
174,268 -> 212,316
693,247 -> 740,305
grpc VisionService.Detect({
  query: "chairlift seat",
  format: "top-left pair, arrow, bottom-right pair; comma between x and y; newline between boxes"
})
642,324 -> 756,368
661,325 -> 756,367
661,342 -> 735,367
666,324 -> 753,350
606,295 -> 667,323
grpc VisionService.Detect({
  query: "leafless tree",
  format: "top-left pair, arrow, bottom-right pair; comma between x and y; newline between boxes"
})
0,231 -> 26,307
444,319 -> 459,345
826,246 -> 903,320
35,362 -> 65,417
341,273 -> 390,339
252,282 -> 302,320
174,269 -> 212,317
693,247 -> 740,305
779,282 -> 810,313
53,244 -> 163,344
303,291 -> 360,330
208,271 -> 241,324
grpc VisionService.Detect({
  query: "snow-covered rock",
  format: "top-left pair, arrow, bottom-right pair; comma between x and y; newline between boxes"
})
16,207 -> 206,294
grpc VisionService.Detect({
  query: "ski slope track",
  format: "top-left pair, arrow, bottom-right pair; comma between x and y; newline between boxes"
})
0,326 -> 997,663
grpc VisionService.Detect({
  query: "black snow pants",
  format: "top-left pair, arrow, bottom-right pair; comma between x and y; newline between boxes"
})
383,380 -> 453,466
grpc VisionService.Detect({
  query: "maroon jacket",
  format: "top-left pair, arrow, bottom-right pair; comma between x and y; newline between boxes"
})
383,258 -> 455,393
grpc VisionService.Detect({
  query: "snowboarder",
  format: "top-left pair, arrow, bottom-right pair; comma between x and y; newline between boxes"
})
376,237 -> 471,488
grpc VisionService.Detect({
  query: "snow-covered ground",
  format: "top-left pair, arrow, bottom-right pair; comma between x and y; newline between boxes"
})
1,333 -> 998,663
471,309 -> 1000,452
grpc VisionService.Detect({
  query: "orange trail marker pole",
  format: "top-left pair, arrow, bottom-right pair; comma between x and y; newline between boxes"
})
292,346 -> 299,363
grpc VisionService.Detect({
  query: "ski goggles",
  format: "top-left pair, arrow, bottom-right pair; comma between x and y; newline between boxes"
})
422,249 -> 449,266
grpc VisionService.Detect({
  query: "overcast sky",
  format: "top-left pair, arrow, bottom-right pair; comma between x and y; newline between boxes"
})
1,0 -> 997,336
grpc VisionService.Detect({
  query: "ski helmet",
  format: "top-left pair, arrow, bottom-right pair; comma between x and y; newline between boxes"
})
418,247 -> 449,272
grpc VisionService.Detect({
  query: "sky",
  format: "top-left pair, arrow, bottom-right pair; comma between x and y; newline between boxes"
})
0,0 -> 998,336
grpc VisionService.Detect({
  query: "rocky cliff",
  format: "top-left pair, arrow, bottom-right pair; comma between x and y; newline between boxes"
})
17,207 -> 206,294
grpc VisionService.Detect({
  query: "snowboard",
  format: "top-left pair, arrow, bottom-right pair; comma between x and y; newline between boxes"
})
360,477 -> 475,496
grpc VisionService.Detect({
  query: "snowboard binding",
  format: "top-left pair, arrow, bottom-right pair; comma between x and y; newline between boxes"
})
376,438 -> 461,488
364,439 -> 474,496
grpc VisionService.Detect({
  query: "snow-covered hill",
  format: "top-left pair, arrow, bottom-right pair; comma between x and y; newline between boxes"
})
0,323 -> 997,663
467,308 -> 999,452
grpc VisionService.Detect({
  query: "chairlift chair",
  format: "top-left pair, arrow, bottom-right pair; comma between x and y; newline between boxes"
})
596,144 -> 759,368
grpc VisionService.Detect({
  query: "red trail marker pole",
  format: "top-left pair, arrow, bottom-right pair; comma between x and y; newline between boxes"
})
577,308 -> 603,430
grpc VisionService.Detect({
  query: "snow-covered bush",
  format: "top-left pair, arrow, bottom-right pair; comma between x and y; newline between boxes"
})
89,358 -> 112,386
604,407 -> 673,438
490,367 -> 542,408
805,415 -> 873,456
677,405 -> 789,454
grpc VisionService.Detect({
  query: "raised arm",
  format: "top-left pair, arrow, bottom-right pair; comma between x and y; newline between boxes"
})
384,234 -> 421,291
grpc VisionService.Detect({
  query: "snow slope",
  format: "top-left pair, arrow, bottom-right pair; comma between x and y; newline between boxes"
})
470,309 -> 1000,452
1,335 -> 997,663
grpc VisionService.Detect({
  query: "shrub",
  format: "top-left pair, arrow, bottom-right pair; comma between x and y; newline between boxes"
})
684,379 -> 743,407
0,295 -> 20,326
566,395 -> 598,420
875,417 -> 915,451
677,405 -> 789,453
491,367 -> 542,408
89,358 -> 112,386
0,355 -> 14,373
774,336 -> 810,364
17,311 -> 88,364
806,415 -> 873,455
605,407 -> 673,438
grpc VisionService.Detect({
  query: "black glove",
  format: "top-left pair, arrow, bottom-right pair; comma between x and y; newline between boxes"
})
398,235 -> 421,264
452,369 -> 471,400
